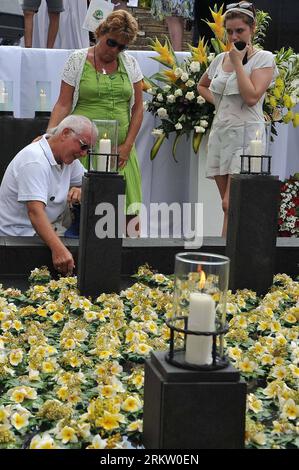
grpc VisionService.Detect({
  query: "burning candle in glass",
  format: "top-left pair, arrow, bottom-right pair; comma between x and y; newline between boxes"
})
97,132 -> 111,171
185,270 -> 215,366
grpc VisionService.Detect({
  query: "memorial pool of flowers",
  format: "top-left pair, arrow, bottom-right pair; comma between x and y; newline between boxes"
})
0,266 -> 298,449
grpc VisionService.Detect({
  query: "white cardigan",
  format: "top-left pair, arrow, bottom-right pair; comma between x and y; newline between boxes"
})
61,48 -> 143,113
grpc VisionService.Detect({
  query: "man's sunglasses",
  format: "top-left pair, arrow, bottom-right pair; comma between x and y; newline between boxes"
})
70,130 -> 89,151
106,38 -> 128,52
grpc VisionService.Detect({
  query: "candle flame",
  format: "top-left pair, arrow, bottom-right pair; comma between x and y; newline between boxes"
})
255,129 -> 260,140
198,270 -> 206,290
102,132 -> 108,139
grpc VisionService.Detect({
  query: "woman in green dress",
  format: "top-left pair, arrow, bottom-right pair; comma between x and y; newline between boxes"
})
47,10 -> 143,234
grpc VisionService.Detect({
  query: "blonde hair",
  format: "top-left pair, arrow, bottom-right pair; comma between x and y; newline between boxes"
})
95,10 -> 138,44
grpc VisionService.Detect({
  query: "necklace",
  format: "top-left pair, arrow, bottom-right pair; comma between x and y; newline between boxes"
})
93,46 -> 107,77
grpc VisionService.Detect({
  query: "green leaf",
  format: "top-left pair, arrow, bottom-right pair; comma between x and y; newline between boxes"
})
192,132 -> 202,153
172,133 -> 181,161
150,134 -> 165,160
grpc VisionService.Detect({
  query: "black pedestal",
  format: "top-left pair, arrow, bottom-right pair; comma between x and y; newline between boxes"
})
143,351 -> 246,449
0,116 -> 49,183
226,175 -> 281,295
77,172 -> 125,298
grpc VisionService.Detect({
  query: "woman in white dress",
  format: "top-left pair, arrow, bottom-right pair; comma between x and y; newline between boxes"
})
197,2 -> 277,236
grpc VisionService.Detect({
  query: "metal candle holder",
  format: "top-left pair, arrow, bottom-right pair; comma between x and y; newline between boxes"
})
165,315 -> 229,371
240,154 -> 272,175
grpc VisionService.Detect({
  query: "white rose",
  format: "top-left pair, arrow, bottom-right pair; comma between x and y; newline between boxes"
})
164,85 -> 171,92
197,96 -> 206,105
189,61 -> 201,73
143,101 -> 148,111
157,108 -> 168,119
208,53 -> 215,62
185,91 -> 195,101
157,93 -> 164,102
200,119 -> 209,128
175,123 -> 183,130
147,88 -> 156,95
194,126 -> 206,133
174,67 -> 183,77
167,95 -> 176,103
174,89 -> 183,97
181,72 -> 189,82
186,79 -> 195,88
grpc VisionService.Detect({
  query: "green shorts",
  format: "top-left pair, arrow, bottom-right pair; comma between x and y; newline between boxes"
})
22,0 -> 64,13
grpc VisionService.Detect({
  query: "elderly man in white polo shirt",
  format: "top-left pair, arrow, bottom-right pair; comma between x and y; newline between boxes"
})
0,115 -> 98,275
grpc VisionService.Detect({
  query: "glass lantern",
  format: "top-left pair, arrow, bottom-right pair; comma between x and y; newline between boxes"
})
241,120 -> 271,174
90,120 -> 119,173
166,252 -> 230,370
35,81 -> 51,115
0,80 -> 13,115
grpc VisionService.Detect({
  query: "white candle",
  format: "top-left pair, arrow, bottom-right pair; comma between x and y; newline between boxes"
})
97,135 -> 111,172
39,89 -> 47,111
248,130 -> 263,173
0,88 -> 8,108
185,292 -> 215,365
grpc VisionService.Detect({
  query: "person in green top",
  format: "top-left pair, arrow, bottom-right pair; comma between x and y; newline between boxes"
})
47,10 -> 144,235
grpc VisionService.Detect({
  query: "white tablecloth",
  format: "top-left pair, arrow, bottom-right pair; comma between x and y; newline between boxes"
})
0,46 -> 298,236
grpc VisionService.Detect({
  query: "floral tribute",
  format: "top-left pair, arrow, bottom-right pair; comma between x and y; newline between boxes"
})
0,265 -> 298,449
143,5 -> 299,159
278,174 -> 299,237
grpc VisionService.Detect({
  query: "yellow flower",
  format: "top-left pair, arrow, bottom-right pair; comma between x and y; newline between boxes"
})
42,361 -> 56,374
57,386 -> 69,401
122,396 -> 142,413
69,355 -> 82,368
190,38 -> 208,65
61,338 -> 76,350
269,96 -> 277,107
12,320 -> 23,331
11,412 -> 29,430
284,313 -> 297,324
30,433 -> 57,449
228,346 -> 242,361
270,321 -> 281,333
151,38 -> 175,67
251,431 -> 266,446
9,349 -> 23,366
283,94 -> 294,109
275,77 -> 284,89
25,387 -> 38,400
0,311 -> 7,321
281,399 -> 299,420
86,434 -> 107,449
289,364 -> 299,379
292,112 -> 299,127
248,395 -> 263,414
271,365 -> 288,380
11,389 -> 26,403
98,350 -> 112,360
238,357 -> 257,373
101,385 -> 115,398
96,411 -> 124,431
36,307 -> 47,317
163,69 -> 178,83
273,87 -> 282,99
127,420 -> 143,432
283,110 -> 294,123
132,374 -> 144,389
58,426 -> 78,444
260,354 -> 273,366
207,5 -> 225,40
51,311 -> 64,323
135,343 -> 152,356
84,311 -> 97,322
29,369 -> 40,381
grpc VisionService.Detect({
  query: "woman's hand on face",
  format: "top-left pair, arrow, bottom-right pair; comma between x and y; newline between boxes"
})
118,142 -> 133,169
229,43 -> 249,67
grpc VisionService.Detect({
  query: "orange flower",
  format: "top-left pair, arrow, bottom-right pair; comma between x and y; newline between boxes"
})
163,69 -> 178,82
150,38 -> 176,67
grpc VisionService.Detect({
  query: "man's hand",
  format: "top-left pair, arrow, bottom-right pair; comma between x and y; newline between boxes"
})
27,200 -> 75,276
67,187 -> 81,205
52,244 -> 75,275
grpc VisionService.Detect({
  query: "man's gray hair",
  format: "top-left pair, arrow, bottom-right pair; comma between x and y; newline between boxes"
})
49,115 -> 98,140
